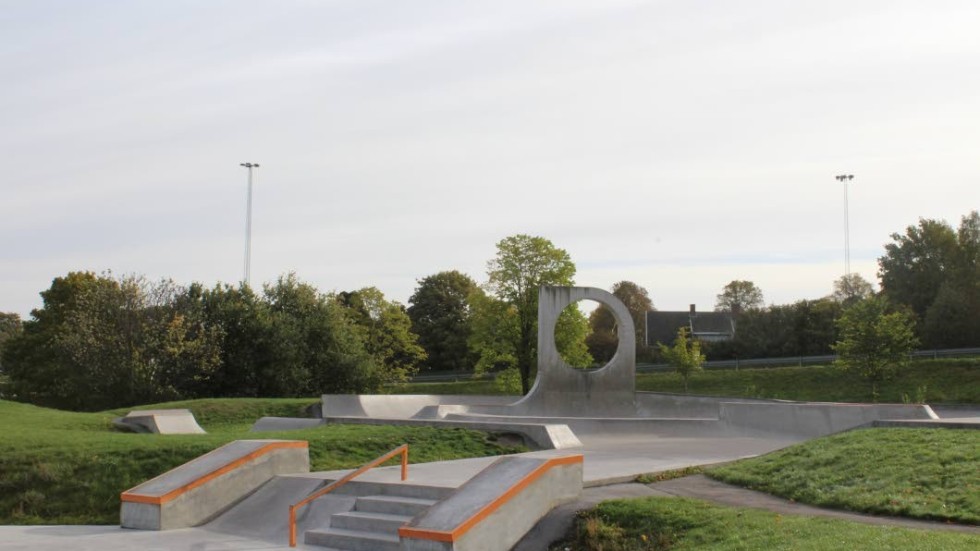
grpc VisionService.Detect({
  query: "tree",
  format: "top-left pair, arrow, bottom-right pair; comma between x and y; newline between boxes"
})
407,271 -> 478,372
484,234 -> 577,393
878,217 -> 958,321
587,281 -> 654,362
336,287 -> 426,383
878,211 -> 979,347
658,327 -> 705,393
831,273 -> 874,304
0,312 -> 22,371
468,288 -> 520,376
2,272 -> 221,410
833,296 -> 918,401
715,280 -> 764,315
263,276 -> 382,396
555,303 -> 593,368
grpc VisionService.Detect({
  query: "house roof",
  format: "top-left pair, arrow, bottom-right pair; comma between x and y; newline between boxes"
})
645,310 -> 734,346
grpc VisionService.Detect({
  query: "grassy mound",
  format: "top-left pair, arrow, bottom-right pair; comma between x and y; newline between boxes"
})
709,428 -> 980,525
556,496 -> 978,551
0,398 -> 524,525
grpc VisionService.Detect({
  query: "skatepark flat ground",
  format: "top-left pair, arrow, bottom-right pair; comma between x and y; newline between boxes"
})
0,432 -> 800,551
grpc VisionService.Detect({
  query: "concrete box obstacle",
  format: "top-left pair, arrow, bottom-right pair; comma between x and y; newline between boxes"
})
399,455 -> 584,551
112,409 -> 207,434
120,439 -> 309,530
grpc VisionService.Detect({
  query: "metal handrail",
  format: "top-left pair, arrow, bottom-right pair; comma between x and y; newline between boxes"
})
288,444 -> 409,547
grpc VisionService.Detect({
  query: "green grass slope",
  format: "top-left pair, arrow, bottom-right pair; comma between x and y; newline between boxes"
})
556,496 -> 978,551
636,358 -> 979,403
709,428 -> 980,525
0,398 -> 523,525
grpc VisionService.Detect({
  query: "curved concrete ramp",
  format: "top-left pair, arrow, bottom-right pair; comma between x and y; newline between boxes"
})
321,394 -> 516,419
113,409 -> 206,434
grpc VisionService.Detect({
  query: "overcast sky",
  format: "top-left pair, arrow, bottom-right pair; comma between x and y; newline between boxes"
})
2,0 -> 979,319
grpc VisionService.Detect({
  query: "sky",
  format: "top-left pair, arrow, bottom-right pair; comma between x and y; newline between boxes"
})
2,0 -> 979,319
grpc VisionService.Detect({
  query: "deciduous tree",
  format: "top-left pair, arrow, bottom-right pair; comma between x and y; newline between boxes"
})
715,280 -> 764,315
0,312 -> 21,371
2,272 -> 221,410
407,271 -> 478,373
878,217 -> 958,320
831,273 -> 874,304
484,234 -> 577,393
586,281 -> 654,362
658,327 -> 705,393
336,287 -> 426,383
833,296 -> 917,401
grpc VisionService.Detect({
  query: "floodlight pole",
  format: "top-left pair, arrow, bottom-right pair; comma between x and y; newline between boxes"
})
240,162 -> 260,286
835,174 -> 854,276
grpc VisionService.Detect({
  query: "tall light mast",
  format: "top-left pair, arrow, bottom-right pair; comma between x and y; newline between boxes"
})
240,162 -> 260,286
835,174 -> 854,276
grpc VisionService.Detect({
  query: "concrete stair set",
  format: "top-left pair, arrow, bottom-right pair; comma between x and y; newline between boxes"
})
304,481 -> 449,550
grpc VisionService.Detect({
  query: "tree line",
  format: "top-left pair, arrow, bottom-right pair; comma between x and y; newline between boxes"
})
0,211 -> 976,409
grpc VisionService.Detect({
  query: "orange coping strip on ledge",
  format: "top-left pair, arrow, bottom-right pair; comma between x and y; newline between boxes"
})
121,441 -> 308,505
399,454 -> 583,543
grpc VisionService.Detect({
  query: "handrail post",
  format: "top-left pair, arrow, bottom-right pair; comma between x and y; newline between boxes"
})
401,445 -> 409,481
288,505 -> 297,547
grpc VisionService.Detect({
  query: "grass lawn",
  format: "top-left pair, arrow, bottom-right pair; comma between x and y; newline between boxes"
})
388,378 -> 506,396
0,398 -> 524,525
554,496 -> 979,551
709,428 -> 980,525
636,358 -> 979,403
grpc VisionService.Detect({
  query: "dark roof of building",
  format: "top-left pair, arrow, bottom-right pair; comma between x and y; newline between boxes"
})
646,311 -> 691,346
645,309 -> 734,346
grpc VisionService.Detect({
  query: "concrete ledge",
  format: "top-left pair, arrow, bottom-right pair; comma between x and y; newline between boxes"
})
634,392 -> 778,418
120,440 -> 309,530
720,402 -> 938,438
112,409 -> 206,434
399,455 -> 583,551
322,416 -> 582,450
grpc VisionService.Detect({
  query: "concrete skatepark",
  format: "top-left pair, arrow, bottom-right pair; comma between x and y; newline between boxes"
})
2,286 -> 967,551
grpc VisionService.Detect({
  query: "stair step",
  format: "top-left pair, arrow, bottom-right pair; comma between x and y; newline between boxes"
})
355,494 -> 438,516
334,480 -> 453,501
330,510 -> 412,533
305,527 -> 400,551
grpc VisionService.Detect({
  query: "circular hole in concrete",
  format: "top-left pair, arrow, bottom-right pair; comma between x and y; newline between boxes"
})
557,299 -> 619,370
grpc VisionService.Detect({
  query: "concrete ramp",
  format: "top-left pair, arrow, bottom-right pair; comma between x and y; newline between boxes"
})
120,440 -> 309,530
113,409 -> 206,434
321,394 -> 516,419
203,475 -> 353,542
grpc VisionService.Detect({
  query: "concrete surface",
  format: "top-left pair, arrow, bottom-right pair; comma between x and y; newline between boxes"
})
320,394 -> 516,419
121,440 -> 309,530
719,401 -> 938,438
3,426 -> 972,549
510,286 -> 637,417
112,409 -> 206,434
401,456 -> 582,551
